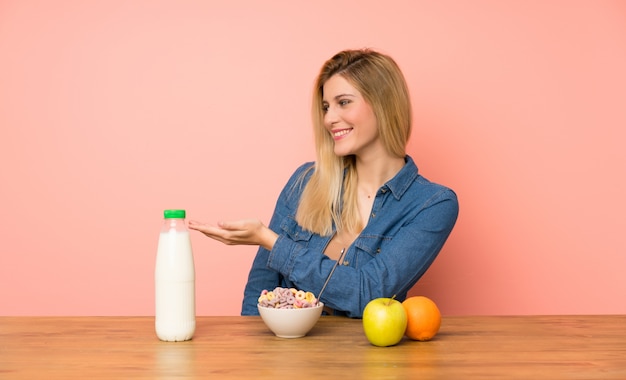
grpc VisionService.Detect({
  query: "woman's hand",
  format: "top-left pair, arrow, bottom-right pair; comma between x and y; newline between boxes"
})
188,219 -> 278,251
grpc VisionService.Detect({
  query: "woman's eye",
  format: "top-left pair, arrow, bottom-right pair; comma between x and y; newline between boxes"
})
339,99 -> 351,106
321,104 -> 329,113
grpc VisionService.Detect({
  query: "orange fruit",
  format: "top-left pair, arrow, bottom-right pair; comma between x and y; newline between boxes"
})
401,296 -> 441,341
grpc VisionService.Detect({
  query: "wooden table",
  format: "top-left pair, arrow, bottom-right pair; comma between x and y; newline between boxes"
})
1,315 -> 625,379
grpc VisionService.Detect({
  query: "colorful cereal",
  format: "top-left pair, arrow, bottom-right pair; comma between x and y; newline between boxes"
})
258,287 -> 319,309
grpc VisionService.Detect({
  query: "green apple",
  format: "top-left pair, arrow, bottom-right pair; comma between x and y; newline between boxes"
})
362,297 -> 408,347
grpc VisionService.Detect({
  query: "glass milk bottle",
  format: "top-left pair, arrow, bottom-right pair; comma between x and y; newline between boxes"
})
155,209 -> 196,341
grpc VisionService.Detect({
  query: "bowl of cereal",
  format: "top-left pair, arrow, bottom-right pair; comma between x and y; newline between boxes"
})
257,287 -> 324,338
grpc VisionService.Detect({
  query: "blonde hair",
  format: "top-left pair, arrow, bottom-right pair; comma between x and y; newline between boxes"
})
295,49 -> 412,236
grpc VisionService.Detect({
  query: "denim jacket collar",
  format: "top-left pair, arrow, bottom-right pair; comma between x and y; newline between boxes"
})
385,155 -> 419,200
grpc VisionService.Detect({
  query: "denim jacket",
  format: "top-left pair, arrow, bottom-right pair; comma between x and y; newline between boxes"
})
241,155 -> 459,318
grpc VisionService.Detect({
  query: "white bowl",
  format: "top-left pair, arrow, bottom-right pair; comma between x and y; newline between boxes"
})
257,302 -> 324,338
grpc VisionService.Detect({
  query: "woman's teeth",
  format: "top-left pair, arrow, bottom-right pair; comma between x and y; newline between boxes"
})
333,129 -> 351,138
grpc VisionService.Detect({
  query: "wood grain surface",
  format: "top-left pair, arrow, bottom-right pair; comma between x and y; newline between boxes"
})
1,315 -> 625,379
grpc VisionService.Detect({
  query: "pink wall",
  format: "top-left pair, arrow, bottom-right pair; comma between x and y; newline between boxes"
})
1,0 -> 625,316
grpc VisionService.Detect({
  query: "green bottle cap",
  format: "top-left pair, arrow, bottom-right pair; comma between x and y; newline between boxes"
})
164,209 -> 186,219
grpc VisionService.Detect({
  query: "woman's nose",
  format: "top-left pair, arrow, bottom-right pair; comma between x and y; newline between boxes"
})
324,106 -> 339,126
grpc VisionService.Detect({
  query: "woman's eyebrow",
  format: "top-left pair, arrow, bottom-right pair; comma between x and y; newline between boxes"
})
333,93 -> 356,99
323,93 -> 356,103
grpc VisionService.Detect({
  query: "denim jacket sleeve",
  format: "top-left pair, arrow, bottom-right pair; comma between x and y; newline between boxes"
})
241,156 -> 459,318
240,162 -> 314,316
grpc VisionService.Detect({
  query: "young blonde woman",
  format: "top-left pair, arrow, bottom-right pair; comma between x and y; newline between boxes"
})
189,49 -> 459,317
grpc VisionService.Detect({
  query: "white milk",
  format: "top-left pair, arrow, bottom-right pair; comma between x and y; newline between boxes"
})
155,228 -> 196,342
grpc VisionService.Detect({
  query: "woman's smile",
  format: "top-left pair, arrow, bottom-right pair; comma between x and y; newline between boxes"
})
331,127 -> 353,140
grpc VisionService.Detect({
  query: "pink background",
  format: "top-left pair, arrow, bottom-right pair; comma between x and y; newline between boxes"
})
1,1 -> 625,316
